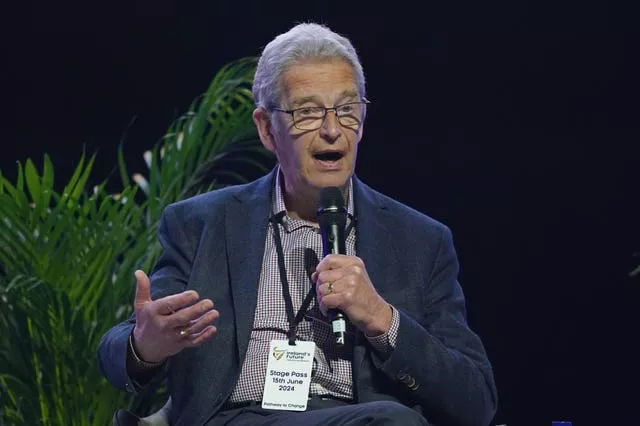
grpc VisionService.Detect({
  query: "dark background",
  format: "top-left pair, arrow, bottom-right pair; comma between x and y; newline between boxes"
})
2,1 -> 639,425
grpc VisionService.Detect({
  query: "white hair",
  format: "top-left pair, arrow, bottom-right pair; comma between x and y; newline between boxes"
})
252,22 -> 366,110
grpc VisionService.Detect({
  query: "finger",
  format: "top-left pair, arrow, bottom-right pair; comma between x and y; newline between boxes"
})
316,284 -> 339,316
176,328 -> 190,340
185,325 -> 217,347
316,254 -> 358,272
182,309 -> 219,335
318,301 -> 328,317
166,299 -> 214,328
152,290 -> 200,316
316,284 -> 326,316
134,270 -> 151,313
319,293 -> 341,316
317,282 -> 336,298
316,270 -> 342,288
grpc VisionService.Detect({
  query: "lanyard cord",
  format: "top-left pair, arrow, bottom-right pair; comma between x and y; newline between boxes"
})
270,212 -> 317,346
269,210 -> 357,346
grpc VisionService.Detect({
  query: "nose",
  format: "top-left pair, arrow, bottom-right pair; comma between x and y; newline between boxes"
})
319,110 -> 342,142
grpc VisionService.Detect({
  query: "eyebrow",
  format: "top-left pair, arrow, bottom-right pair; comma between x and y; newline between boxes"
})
289,90 -> 360,108
290,96 -> 322,108
336,90 -> 360,103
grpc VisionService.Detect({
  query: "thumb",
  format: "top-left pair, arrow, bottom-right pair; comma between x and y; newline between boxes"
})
134,270 -> 151,313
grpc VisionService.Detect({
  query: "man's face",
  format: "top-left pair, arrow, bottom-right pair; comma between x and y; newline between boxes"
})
255,58 -> 364,198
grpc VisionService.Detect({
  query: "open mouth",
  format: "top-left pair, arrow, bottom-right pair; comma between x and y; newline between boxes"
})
313,151 -> 344,162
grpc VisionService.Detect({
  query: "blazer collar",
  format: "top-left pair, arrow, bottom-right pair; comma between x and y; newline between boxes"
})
351,177 -> 397,377
225,169 -> 276,364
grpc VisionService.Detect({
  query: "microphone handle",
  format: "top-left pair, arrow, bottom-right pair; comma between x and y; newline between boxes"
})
329,311 -> 347,345
324,222 -> 347,345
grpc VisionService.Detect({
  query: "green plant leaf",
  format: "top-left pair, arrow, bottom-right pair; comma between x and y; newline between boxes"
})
11,163 -> 29,212
61,152 -> 85,201
118,143 -> 131,188
70,153 -> 96,202
42,154 -> 54,211
24,159 -> 41,208
0,57 -> 277,425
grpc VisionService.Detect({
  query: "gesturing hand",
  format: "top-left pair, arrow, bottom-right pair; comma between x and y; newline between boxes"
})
132,270 -> 219,363
312,254 -> 393,336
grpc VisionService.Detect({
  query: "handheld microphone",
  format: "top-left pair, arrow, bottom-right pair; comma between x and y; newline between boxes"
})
317,186 -> 348,346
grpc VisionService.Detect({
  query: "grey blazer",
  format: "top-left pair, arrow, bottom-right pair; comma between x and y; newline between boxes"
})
98,169 -> 497,426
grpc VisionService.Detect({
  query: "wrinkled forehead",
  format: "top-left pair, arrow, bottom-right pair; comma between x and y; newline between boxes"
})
278,58 -> 360,108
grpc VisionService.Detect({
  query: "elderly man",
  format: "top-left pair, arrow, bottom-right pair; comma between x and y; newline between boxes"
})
99,22 -> 497,426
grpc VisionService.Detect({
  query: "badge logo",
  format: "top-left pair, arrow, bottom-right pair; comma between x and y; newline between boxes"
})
272,347 -> 286,361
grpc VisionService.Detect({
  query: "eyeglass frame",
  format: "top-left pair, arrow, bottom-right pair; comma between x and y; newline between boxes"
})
271,98 -> 371,131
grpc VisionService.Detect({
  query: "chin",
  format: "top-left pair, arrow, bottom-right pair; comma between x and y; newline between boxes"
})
309,174 -> 350,190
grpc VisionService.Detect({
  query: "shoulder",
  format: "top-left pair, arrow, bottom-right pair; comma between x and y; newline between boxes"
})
162,171 -> 273,225
356,178 -> 451,237
167,185 -> 241,214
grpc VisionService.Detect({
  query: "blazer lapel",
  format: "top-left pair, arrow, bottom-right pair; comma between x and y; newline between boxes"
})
225,170 -> 275,364
353,176 -> 396,307
351,177 -> 396,391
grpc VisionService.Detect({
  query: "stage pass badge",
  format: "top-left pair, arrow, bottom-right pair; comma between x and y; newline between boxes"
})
262,340 -> 315,411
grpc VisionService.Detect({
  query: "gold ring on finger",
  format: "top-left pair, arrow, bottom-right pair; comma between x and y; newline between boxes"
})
179,329 -> 188,337
328,282 -> 334,294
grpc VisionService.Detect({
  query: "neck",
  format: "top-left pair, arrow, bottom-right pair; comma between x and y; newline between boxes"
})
280,179 -> 349,224
284,191 -> 320,224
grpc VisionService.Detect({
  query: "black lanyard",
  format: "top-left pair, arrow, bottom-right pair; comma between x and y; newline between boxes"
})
270,212 -> 317,346
269,211 -> 357,346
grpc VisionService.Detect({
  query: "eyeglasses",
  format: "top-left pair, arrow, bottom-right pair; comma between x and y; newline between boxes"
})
273,99 -> 370,131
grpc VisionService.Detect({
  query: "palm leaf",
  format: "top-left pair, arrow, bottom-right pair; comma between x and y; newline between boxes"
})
0,156 -> 143,424
123,56 -> 275,218
0,56 -> 276,424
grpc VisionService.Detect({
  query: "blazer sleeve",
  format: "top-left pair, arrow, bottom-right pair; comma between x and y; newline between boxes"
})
97,204 -> 194,394
369,225 -> 498,426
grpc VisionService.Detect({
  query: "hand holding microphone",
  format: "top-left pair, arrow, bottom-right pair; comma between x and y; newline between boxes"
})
315,187 -> 393,344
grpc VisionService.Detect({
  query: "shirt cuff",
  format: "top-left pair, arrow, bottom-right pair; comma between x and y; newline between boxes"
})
365,305 -> 400,359
126,332 -> 164,392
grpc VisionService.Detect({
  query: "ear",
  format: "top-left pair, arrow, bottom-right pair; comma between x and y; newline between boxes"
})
356,124 -> 364,144
253,108 -> 276,153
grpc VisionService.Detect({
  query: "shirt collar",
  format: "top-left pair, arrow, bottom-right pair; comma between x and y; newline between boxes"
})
272,165 -> 355,230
